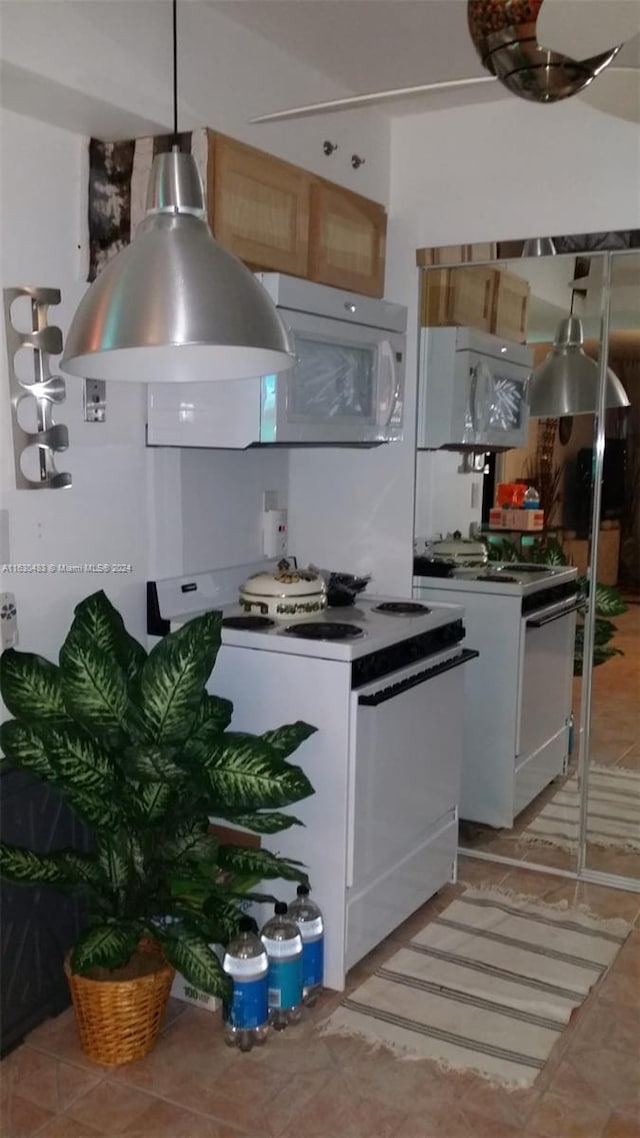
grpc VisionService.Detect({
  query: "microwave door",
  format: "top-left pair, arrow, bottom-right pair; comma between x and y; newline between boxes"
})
270,312 -> 385,444
466,355 -> 529,448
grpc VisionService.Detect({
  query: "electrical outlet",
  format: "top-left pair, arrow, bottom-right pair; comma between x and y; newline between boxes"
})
0,592 -> 18,649
84,378 -> 106,422
262,490 -> 278,512
471,482 -> 481,510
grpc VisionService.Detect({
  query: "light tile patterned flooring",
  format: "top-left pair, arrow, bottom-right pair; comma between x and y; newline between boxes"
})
2,856 -> 639,1138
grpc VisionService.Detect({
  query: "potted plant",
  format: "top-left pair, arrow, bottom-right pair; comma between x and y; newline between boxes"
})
0,591 -> 316,1065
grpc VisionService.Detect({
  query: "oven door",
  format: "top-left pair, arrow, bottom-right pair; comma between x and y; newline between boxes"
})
264,308 -> 404,444
346,646 -> 478,968
514,596 -> 580,817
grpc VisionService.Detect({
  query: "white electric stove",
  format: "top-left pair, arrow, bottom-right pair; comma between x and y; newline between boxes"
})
148,560 -> 478,991
413,559 -> 580,829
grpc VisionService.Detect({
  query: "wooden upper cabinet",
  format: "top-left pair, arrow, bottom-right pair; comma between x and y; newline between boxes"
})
421,267 -> 495,331
491,269 -> 530,343
207,132 -> 311,277
309,180 -> 387,298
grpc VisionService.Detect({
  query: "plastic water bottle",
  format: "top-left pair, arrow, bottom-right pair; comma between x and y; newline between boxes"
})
260,902 -> 303,1030
222,916 -> 269,1052
288,884 -> 324,1007
523,485 -> 540,509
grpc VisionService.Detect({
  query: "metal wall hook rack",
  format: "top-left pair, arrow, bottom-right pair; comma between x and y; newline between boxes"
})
3,286 -> 72,490
351,154 -> 365,169
323,140 -> 338,156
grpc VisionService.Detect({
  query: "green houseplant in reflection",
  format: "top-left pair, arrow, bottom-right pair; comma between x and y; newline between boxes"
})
484,536 -> 627,674
0,591 -> 316,1063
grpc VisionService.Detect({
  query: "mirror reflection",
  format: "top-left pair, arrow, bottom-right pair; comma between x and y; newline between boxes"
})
413,249 -> 637,880
585,252 -> 640,881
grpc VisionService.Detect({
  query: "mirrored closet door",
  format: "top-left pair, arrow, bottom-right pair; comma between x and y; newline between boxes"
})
413,235 -> 639,887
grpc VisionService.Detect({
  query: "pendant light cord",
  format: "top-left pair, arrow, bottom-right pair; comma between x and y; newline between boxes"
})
172,0 -> 178,141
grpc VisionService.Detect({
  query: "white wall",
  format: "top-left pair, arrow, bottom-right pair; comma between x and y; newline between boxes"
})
0,1 -> 390,203
0,3 -> 391,665
0,111 -> 151,656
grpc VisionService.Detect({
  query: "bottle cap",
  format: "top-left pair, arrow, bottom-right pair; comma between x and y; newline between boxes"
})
238,916 -> 258,933
297,883 -> 310,896
274,901 -> 288,915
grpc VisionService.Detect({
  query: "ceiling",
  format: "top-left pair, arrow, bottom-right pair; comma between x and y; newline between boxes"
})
209,0 -> 640,119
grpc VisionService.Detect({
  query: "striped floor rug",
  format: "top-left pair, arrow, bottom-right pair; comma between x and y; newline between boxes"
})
323,889 -> 628,1087
521,765 -> 640,851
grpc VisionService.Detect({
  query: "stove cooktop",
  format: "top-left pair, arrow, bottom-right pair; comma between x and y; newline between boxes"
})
149,562 -> 466,663
283,621 -> 364,641
413,560 -> 578,597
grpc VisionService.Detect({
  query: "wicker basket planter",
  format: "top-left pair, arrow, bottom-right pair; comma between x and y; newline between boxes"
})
64,940 -> 175,1066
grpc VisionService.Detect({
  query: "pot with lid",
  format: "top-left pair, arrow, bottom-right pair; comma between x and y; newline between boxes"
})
424,531 -> 488,568
239,560 -> 327,620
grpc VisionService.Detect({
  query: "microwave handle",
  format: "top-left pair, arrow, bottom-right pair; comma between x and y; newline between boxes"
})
469,360 -> 492,438
378,340 -> 401,427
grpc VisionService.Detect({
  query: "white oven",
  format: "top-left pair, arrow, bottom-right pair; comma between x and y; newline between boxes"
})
147,273 -> 407,449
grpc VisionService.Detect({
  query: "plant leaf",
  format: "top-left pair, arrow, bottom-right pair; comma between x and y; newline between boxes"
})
71,921 -> 141,974
0,843 -> 91,888
162,820 -> 217,866
0,650 -> 70,724
261,721 -> 316,759
38,723 -> 117,794
137,612 -> 222,745
59,629 -> 129,742
96,833 -> 130,892
130,782 -> 173,825
218,810 -> 304,834
189,694 -> 233,740
217,843 -> 308,884
196,734 -> 314,810
65,789 -> 120,832
0,720 -> 59,783
124,745 -> 184,783
67,590 -> 146,687
154,924 -> 231,1000
594,583 -> 627,617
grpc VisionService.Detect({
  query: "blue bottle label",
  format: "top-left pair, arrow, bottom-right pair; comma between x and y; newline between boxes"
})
227,975 -> 268,1029
302,938 -> 324,989
267,956 -> 303,1010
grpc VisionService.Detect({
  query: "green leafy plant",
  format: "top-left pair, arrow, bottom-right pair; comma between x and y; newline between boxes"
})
0,591 -> 316,1000
481,536 -> 627,674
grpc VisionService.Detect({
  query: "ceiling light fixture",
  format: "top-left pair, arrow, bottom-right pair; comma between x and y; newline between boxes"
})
61,0 -> 294,383
528,292 -> 629,417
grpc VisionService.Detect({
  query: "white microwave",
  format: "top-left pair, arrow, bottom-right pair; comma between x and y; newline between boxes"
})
417,327 -> 533,451
147,273 -> 407,449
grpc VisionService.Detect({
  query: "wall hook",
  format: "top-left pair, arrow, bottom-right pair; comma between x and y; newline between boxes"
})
351,154 -> 366,169
323,140 -> 338,156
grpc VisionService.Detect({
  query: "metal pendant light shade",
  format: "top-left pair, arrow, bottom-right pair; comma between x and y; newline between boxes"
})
61,151 -> 294,383
528,315 -> 629,417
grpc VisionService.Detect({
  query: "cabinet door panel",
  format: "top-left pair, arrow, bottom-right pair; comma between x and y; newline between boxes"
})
421,267 -> 494,331
309,181 -> 386,297
492,270 -> 530,342
209,133 -> 310,276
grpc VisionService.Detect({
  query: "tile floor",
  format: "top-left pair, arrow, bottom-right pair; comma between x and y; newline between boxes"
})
460,605 -> 640,880
2,856 -> 639,1138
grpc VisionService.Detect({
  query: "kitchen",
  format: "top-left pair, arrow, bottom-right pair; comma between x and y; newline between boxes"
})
1,2 -> 640,1133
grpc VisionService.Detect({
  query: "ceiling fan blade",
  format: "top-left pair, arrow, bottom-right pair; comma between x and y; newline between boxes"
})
250,75 -> 497,123
579,64 -> 640,123
537,0 -> 640,60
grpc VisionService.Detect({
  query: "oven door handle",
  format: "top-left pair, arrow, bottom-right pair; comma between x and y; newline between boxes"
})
526,598 -> 582,627
358,648 -> 479,707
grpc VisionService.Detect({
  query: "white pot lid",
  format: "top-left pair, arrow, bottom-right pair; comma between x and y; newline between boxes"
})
240,568 -> 327,598
428,539 -> 488,562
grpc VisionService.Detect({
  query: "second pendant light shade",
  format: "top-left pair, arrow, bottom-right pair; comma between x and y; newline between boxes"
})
528,314 -> 629,418
61,151 -> 295,383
